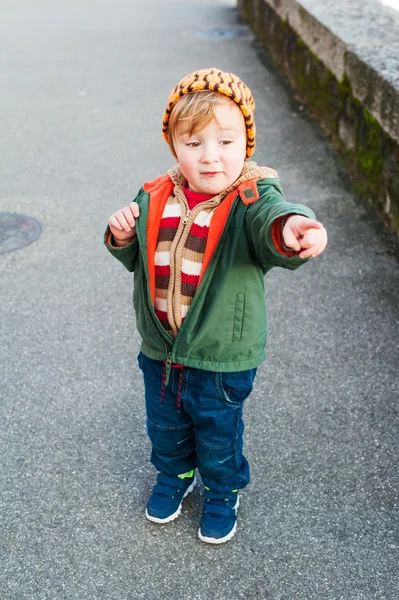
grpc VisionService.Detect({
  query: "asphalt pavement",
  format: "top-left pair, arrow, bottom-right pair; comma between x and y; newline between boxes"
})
1,1 -> 398,598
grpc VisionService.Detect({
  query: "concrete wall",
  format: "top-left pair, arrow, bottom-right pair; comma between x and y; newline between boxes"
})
238,0 -> 399,235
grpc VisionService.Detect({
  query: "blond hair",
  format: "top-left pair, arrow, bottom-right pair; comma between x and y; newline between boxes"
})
167,91 -> 244,157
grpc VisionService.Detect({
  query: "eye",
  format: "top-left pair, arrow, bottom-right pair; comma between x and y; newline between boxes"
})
221,140 -> 233,146
186,141 -> 200,148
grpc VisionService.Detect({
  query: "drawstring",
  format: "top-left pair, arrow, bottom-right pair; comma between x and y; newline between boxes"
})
160,361 -> 166,405
161,361 -> 184,412
176,368 -> 183,413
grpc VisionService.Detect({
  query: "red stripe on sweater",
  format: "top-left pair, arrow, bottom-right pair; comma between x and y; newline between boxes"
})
181,272 -> 200,286
160,216 -> 180,229
155,308 -> 168,321
155,265 -> 171,276
190,223 -> 209,238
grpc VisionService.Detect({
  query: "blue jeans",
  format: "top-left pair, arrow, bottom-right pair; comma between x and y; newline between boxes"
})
138,352 -> 257,493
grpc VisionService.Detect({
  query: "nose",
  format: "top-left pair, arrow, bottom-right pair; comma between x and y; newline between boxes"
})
200,142 -> 218,164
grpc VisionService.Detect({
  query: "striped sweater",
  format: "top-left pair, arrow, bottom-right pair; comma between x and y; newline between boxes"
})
154,187 -> 217,336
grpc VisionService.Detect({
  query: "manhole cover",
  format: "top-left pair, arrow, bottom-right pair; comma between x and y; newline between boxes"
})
195,29 -> 249,40
0,212 -> 41,254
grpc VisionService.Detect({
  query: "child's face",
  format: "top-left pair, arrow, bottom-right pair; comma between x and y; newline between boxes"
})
173,101 -> 247,195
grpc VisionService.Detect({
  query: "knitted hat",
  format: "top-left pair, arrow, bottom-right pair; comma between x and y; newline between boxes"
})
162,68 -> 256,159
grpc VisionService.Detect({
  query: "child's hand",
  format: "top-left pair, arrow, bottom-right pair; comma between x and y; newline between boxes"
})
108,202 -> 140,246
283,215 -> 328,259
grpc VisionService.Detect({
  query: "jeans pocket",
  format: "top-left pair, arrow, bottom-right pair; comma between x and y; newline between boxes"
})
215,369 -> 257,408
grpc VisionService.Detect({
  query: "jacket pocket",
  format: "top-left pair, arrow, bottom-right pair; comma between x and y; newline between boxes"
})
232,292 -> 245,342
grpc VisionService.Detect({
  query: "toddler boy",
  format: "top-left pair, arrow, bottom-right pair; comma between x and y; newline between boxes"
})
105,68 -> 327,544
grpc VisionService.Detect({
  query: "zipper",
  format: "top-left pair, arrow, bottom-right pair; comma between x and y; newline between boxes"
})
165,351 -> 173,386
173,207 -> 191,245
182,209 -> 191,225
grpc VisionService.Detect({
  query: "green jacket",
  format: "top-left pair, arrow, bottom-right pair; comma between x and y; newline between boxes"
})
105,172 -> 315,373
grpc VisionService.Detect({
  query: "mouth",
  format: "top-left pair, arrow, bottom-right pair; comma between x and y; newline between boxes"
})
201,172 -> 221,176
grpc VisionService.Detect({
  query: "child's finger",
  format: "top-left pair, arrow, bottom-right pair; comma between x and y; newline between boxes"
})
299,235 -> 326,258
130,202 -> 140,218
299,229 -> 316,249
299,241 -> 320,258
109,215 -> 123,231
283,227 -> 301,251
299,248 -> 314,259
115,211 -> 132,231
310,230 -> 328,257
121,207 -> 136,228
300,219 -> 323,232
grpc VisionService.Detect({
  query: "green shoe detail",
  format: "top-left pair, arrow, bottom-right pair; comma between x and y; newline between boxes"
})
204,487 -> 237,494
178,470 -> 195,480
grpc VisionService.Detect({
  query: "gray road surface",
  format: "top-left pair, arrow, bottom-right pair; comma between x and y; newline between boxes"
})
1,1 -> 398,598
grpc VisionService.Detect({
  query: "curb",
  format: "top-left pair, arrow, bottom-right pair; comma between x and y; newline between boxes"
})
238,0 -> 399,235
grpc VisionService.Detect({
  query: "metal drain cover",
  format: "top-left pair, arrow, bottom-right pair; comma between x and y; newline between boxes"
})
195,29 -> 249,40
0,212 -> 41,254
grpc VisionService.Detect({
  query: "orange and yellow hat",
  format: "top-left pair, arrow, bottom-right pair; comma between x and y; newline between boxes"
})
162,68 -> 256,159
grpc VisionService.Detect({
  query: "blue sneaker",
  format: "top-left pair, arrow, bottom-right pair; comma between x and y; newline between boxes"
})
146,472 -> 196,523
198,489 -> 239,544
